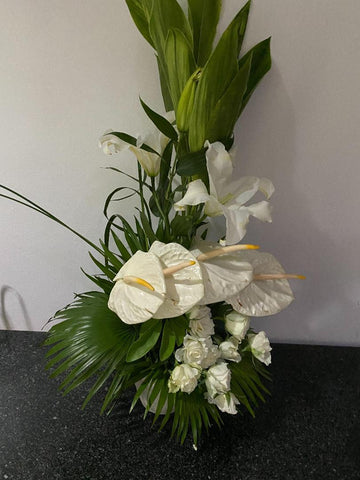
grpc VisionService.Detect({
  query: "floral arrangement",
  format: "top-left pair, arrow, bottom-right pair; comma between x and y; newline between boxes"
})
0,0 -> 304,447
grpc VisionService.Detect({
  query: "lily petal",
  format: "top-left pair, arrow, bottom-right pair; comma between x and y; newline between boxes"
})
174,179 -> 211,211
228,251 -> 294,316
205,141 -> 233,199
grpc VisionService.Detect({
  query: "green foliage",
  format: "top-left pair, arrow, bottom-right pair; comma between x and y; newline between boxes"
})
230,354 -> 271,417
44,292 -> 138,410
126,318 -> 162,362
188,0 -> 222,66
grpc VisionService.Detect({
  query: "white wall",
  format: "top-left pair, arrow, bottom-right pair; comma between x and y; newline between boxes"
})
1,0 -> 359,346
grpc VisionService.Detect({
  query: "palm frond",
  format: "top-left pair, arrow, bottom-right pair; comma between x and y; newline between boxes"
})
44,291 -> 137,410
230,354 -> 271,417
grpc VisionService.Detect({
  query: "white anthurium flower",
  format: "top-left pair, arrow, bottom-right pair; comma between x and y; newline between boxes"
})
225,311 -> 250,341
248,331 -> 272,366
174,141 -> 274,244
108,251 -> 166,325
149,241 -> 204,319
190,240 -> 254,305
228,251 -> 299,317
219,337 -> 241,363
168,363 -> 202,394
99,112 -> 175,177
205,361 -> 231,398
188,305 -> 215,337
205,392 -> 240,415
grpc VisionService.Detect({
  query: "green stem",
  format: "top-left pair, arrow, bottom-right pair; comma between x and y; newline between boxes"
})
0,186 -> 103,255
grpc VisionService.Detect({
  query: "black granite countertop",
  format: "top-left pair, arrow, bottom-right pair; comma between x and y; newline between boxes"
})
0,331 -> 359,480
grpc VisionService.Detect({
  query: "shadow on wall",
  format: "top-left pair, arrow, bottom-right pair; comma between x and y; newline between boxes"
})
235,63 -> 360,345
0,285 -> 33,331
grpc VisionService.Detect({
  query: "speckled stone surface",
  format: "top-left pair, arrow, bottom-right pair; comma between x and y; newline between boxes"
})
0,331 -> 359,480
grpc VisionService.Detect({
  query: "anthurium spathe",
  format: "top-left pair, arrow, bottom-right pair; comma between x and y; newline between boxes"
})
228,251 -> 298,317
108,250 -> 166,325
190,240 -> 254,305
149,241 -> 204,318
175,142 -> 274,244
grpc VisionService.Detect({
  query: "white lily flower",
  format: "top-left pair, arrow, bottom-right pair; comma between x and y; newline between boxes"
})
99,112 -> 175,177
149,241 -> 204,319
190,240 -> 253,304
228,251 -> 296,316
174,141 -> 274,244
108,250 -> 166,325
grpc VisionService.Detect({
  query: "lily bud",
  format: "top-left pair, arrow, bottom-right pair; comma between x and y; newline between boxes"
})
176,68 -> 202,132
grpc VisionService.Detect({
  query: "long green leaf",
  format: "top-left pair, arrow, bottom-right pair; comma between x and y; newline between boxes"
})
188,1 -> 251,151
125,0 -> 154,47
188,0 -> 222,66
239,37 -> 271,113
164,28 -> 196,110
206,52 -> 252,142
140,98 -> 178,140
126,318 -> 162,362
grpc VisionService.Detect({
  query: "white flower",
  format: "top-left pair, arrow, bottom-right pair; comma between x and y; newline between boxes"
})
108,250 -> 166,325
219,337 -> 241,363
225,311 -> 250,341
188,305 -> 215,337
175,335 -> 209,366
108,241 -> 204,324
228,251 -> 295,316
205,361 -> 231,398
248,331 -> 272,366
99,112 -> 175,177
168,364 -> 201,394
149,241 -> 204,319
201,342 -> 221,369
190,240 -> 253,304
205,392 -> 240,415
174,141 -> 274,244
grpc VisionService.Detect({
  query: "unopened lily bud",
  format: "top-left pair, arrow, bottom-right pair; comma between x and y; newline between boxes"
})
176,68 -> 201,132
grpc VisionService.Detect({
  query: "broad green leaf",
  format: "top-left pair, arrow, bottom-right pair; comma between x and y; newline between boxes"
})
176,148 -> 207,177
206,53 -> 252,143
140,98 -> 178,140
239,37 -> 272,113
156,54 -> 174,111
149,0 -> 192,54
188,0 -> 222,66
159,320 -> 176,361
164,28 -> 196,110
125,0 -> 154,47
126,318 -> 162,362
188,2 -> 251,151
171,214 -> 194,237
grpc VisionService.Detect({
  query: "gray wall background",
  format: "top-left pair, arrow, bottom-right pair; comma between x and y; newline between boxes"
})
1,0 -> 359,345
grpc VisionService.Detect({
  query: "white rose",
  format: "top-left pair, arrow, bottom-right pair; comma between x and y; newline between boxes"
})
205,392 -> 240,415
168,364 -> 201,394
188,305 -> 215,337
219,337 -> 241,363
205,361 -> 231,398
175,335 -> 209,365
248,331 -> 272,366
201,341 -> 220,369
225,311 -> 250,340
